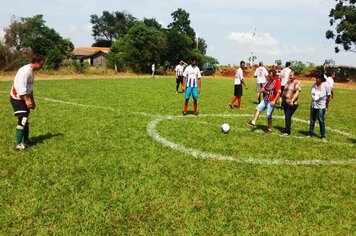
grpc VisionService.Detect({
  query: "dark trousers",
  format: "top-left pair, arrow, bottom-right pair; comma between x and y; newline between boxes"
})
283,104 -> 298,134
176,76 -> 183,91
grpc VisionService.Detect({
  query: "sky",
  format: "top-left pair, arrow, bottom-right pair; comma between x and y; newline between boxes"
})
0,0 -> 355,66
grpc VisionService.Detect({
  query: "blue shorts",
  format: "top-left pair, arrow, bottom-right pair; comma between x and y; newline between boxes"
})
256,99 -> 275,119
185,87 -> 199,100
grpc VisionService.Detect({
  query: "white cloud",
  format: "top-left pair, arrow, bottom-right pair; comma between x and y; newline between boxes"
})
228,31 -> 316,56
69,25 -> 77,33
228,32 -> 280,55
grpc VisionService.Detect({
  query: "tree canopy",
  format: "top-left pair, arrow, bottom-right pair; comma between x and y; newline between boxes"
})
326,0 -> 356,53
90,11 -> 137,46
3,15 -> 74,69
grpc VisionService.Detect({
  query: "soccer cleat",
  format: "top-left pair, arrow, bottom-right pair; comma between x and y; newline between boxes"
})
246,120 -> 255,127
266,128 -> 272,133
15,143 -> 26,151
182,111 -> 187,116
321,137 -> 327,142
229,104 -> 234,109
282,133 -> 290,136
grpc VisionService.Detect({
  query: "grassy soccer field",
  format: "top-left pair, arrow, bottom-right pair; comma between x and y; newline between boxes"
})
0,76 -> 355,234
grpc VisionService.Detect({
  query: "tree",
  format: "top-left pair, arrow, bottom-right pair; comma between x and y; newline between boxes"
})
326,0 -> 356,53
90,11 -> 137,46
165,29 -> 193,66
4,15 -> 74,69
143,18 -> 162,30
109,21 -> 167,73
197,37 -> 207,55
275,59 -> 283,67
168,8 -> 196,48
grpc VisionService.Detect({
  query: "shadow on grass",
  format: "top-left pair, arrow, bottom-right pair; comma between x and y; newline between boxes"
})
349,138 -> 356,144
30,133 -> 64,146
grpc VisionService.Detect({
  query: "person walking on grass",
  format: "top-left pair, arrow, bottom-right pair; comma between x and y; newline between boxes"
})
151,63 -> 155,78
281,69 -> 301,136
10,54 -> 45,151
325,71 -> 335,109
175,60 -> 187,93
182,57 -> 201,116
278,61 -> 292,109
307,74 -> 331,142
254,61 -> 268,103
229,61 -> 248,110
247,69 -> 281,133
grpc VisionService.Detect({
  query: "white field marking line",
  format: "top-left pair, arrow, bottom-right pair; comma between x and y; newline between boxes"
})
147,114 -> 356,166
37,97 -> 153,117
196,120 -> 354,146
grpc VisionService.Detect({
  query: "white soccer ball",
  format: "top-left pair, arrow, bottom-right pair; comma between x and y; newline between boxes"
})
221,123 -> 230,133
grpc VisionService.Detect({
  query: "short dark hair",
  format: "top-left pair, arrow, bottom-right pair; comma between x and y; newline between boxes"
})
191,56 -> 197,62
31,54 -> 45,63
318,73 -> 326,82
240,60 -> 245,66
285,62 -> 291,67
269,69 -> 277,76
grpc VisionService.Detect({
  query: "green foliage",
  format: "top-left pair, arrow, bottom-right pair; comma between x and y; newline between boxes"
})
0,77 -> 355,234
168,8 -> 196,45
326,0 -> 356,53
90,11 -> 137,44
275,59 -> 283,66
204,55 -> 220,68
3,15 -> 74,69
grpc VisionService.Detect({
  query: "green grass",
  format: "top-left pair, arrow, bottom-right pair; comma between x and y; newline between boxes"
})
0,76 -> 355,234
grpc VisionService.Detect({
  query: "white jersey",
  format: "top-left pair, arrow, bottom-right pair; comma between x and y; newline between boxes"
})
10,64 -> 34,100
254,66 -> 268,84
326,76 -> 334,89
175,64 -> 185,77
280,67 -> 291,86
234,68 -> 244,85
183,65 -> 201,88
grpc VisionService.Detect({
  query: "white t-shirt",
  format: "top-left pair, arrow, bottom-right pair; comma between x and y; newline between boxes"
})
175,64 -> 185,77
254,66 -> 268,84
183,65 -> 201,88
280,67 -> 292,86
10,64 -> 34,100
234,68 -> 244,85
326,76 -> 334,89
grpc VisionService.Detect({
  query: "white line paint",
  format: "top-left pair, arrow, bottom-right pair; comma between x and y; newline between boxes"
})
147,114 -> 356,166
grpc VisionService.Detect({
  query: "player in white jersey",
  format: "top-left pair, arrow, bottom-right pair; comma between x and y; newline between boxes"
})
278,61 -> 292,109
175,60 -> 187,93
182,57 -> 201,116
229,61 -> 248,109
151,63 -> 155,78
10,54 -> 45,151
254,61 -> 268,103
325,71 -> 335,109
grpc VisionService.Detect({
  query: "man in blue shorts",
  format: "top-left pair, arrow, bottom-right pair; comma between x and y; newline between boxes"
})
182,57 -> 201,116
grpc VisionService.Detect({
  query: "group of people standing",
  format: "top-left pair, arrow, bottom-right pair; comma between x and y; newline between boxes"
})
245,61 -> 333,141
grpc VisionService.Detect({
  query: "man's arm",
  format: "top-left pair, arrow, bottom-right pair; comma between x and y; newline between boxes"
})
182,76 -> 186,92
22,92 -> 35,109
198,78 -> 201,94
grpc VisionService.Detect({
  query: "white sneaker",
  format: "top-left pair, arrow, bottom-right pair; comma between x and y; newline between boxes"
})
15,143 -> 26,151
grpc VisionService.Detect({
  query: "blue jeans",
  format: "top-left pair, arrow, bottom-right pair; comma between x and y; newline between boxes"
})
308,107 -> 326,138
256,99 -> 275,119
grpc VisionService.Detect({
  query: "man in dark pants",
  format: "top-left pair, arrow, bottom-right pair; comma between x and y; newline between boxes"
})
10,54 -> 45,151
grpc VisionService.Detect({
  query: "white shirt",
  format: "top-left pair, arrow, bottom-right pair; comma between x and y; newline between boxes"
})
325,76 -> 334,89
310,82 -> 330,109
175,64 -> 186,77
280,67 -> 292,86
10,64 -> 34,100
254,66 -> 268,84
234,68 -> 244,85
183,65 -> 201,88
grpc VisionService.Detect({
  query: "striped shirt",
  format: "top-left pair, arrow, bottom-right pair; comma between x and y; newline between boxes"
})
183,65 -> 201,88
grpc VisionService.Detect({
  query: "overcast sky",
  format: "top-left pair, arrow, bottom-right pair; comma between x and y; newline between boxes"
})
1,0 -> 355,66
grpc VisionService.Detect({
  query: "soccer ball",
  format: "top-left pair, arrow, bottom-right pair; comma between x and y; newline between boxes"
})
221,123 -> 230,134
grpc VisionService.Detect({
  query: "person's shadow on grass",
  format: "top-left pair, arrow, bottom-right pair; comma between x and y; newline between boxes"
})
29,133 -> 64,146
